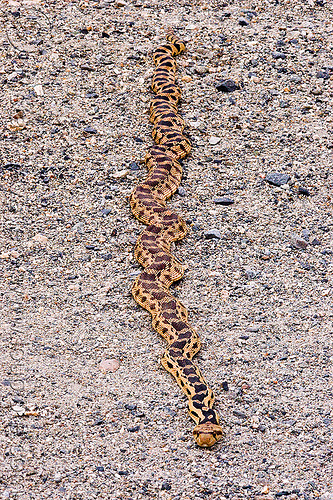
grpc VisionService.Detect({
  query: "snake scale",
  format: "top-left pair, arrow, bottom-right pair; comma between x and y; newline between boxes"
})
130,33 -> 223,447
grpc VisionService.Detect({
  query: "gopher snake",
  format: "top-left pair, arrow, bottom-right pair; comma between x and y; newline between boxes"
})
130,33 -> 223,447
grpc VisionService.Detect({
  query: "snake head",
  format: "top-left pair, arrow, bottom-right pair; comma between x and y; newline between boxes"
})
193,423 -> 224,448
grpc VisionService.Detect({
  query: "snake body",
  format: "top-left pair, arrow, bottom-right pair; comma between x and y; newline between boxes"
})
130,33 -> 223,447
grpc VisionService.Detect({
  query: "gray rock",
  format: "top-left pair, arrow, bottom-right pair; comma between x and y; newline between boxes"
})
316,70 -> 330,79
265,173 -> 291,186
272,51 -> 286,59
177,186 -> 186,196
302,229 -> 310,240
299,186 -> 310,196
245,269 -> 258,280
291,234 -> 308,249
83,126 -> 97,134
204,229 -> 222,239
216,79 -> 240,92
214,197 -> 234,205
290,75 -> 302,83
238,17 -> 249,26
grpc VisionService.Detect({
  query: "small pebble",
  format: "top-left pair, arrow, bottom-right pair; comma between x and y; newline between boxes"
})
99,359 -> 120,372
101,208 -> 112,216
298,186 -> 310,196
214,197 -> 234,205
209,136 -> 221,145
272,51 -> 286,59
128,425 -> 140,432
233,410 -> 248,419
290,234 -> 308,250
222,381 -> 229,391
83,126 -> 97,134
129,161 -> 139,170
204,229 -> 222,239
245,269 -> 258,280
290,75 -> 302,83
113,169 -> 128,179
247,325 -> 260,332
279,100 -> 290,108
177,186 -> 186,196
316,70 -> 330,79
238,17 -> 249,26
301,229 -> 310,240
216,79 -> 240,92
265,173 -> 291,186
161,482 -> 172,491
125,403 -> 137,411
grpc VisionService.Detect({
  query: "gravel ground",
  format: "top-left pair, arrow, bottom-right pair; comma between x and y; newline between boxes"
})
1,0 -> 333,499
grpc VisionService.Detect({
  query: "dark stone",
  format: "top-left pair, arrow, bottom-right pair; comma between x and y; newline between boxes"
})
92,419 -> 104,426
298,186 -> 310,196
81,65 -> 95,71
101,254 -> 112,260
133,136 -> 144,143
83,126 -> 97,134
96,466 -> 104,472
238,17 -> 249,26
3,163 -> 21,170
276,40 -> 285,47
214,197 -> 234,205
85,245 -> 96,250
311,238 -> 321,246
275,492 -> 291,497
125,403 -> 137,410
272,51 -> 286,59
233,410 -> 248,419
204,229 -> 222,239
222,381 -> 229,391
161,482 -> 171,491
102,31 -> 110,38
265,172 -> 290,186
129,161 -> 139,170
245,269 -> 258,280
128,425 -> 140,432
118,470 -> 129,476
298,261 -> 311,270
239,335 -> 249,340
86,92 -> 98,98
316,70 -> 330,79
216,79 -> 240,92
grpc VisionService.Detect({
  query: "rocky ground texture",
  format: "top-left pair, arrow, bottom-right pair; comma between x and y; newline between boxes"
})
0,0 -> 332,499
